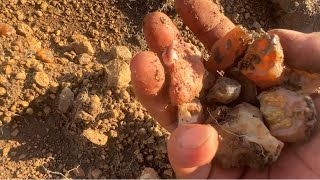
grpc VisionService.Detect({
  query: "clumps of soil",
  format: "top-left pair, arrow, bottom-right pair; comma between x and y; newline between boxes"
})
220,0 -> 276,30
271,0 -> 320,32
220,0 -> 320,32
0,22 -> 173,179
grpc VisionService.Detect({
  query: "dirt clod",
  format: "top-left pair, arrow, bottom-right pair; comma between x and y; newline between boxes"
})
34,72 -> 50,88
77,53 -> 93,65
0,87 -> 6,96
15,72 -> 27,80
2,147 -> 11,157
71,33 -> 95,55
36,49 -> 54,63
82,128 -> 108,146
111,46 -> 133,62
104,59 -> 131,89
0,23 -> 16,37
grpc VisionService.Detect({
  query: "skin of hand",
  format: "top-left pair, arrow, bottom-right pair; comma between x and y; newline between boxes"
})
131,0 -> 320,178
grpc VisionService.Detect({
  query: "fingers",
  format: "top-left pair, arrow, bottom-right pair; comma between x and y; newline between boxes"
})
268,29 -> 320,73
143,12 -> 179,54
131,51 -> 177,132
175,0 -> 235,50
137,12 -> 180,132
167,124 -> 218,178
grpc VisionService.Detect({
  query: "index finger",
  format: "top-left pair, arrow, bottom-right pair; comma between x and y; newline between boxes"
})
175,0 -> 235,50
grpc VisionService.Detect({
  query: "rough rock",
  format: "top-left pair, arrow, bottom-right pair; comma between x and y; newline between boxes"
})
87,95 -> 101,117
16,23 -> 33,37
110,46 -> 132,62
206,77 -> 241,104
77,53 -> 92,65
71,33 -> 95,55
178,100 -> 203,125
104,59 -> 131,89
75,110 -> 95,124
207,103 -> 284,168
26,36 -> 42,52
58,87 -> 74,113
258,88 -> 317,142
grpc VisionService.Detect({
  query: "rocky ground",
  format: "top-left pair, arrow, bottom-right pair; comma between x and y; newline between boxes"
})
0,0 -> 319,179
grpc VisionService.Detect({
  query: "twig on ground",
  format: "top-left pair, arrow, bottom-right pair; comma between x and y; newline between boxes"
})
0,124 -> 5,136
13,113 -> 29,125
41,165 -> 80,179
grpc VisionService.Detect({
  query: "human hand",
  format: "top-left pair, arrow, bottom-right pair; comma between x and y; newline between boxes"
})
130,0 -> 320,178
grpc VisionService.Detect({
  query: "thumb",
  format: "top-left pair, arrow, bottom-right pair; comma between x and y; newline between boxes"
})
268,29 -> 320,73
167,124 -> 218,178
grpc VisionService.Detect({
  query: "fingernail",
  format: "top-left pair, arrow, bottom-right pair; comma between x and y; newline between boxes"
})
178,125 -> 213,149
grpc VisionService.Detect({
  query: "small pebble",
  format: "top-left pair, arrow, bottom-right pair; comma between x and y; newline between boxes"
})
11,129 -> 19,137
206,77 -> 241,104
163,169 -> 173,177
26,108 -> 34,115
253,21 -> 261,29
0,23 -> 16,37
82,128 -> 108,146
2,147 -> 10,157
20,101 -> 29,107
0,87 -> 6,96
71,33 -> 95,55
77,53 -> 92,65
140,168 -> 159,179
15,72 -> 27,80
36,49 -> 54,63
34,72 -> 50,87
91,169 -> 102,179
